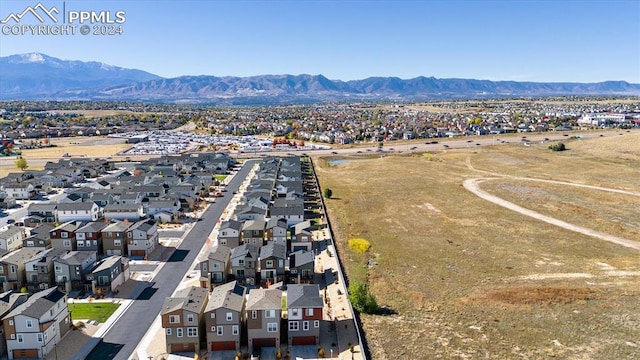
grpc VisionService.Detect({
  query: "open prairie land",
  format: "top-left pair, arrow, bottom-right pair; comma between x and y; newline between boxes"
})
316,133 -> 640,359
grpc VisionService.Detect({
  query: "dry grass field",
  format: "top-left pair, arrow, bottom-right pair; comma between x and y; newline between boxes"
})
316,132 -> 640,359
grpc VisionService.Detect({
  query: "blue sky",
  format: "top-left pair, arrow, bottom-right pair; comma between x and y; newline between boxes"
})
0,0 -> 639,82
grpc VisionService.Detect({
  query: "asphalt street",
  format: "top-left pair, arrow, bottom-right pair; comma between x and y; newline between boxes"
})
88,160 -> 256,360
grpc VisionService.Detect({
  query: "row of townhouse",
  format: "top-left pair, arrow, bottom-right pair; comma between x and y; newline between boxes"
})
217,218 -> 315,252
199,243 -> 315,289
17,218 -> 158,259
0,245 -> 129,295
161,283 -> 323,355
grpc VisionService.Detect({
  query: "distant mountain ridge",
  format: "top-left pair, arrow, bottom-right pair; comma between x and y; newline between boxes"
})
1,53 -> 639,104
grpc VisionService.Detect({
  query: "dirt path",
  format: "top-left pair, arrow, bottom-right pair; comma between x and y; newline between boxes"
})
463,177 -> 640,251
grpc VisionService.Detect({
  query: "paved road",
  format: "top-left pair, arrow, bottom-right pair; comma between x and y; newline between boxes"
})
463,177 -> 640,251
90,160 -> 256,360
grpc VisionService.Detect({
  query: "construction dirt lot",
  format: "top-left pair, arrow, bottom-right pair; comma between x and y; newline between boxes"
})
315,131 -> 640,359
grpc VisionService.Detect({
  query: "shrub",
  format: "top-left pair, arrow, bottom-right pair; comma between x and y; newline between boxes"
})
349,281 -> 378,314
323,188 -> 333,199
348,238 -> 371,254
548,142 -> 566,151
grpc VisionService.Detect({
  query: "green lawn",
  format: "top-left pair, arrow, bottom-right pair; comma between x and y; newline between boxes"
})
69,302 -> 120,323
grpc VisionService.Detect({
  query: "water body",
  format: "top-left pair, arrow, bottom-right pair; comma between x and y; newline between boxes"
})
328,159 -> 352,166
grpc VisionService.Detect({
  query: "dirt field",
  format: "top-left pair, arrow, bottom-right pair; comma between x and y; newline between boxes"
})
316,132 -> 640,359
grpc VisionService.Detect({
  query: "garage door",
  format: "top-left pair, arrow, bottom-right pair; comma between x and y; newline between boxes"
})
252,338 -> 276,349
12,349 -> 39,359
211,341 -> 236,351
178,343 -> 195,352
292,336 -> 316,346
130,250 -> 146,257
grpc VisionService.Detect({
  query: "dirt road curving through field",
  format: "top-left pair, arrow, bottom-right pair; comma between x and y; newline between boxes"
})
463,177 -> 640,251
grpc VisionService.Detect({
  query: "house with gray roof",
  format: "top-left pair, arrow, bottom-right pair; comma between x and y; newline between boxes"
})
26,203 -> 57,224
75,221 -> 108,254
2,287 -> 69,360
270,198 -> 304,226
0,291 -> 28,357
288,250 -> 315,284
291,220 -> 314,252
0,248 -> 42,292
126,219 -> 158,258
161,286 -> 209,354
217,220 -> 242,248
0,226 -> 27,254
241,220 -> 266,248
246,287 -> 283,353
286,284 -> 323,346
101,221 -> 131,256
55,202 -> 100,223
49,221 -> 84,252
204,281 -> 247,352
103,203 -> 144,221
24,248 -> 67,292
199,245 -> 231,290
87,255 -> 129,294
230,244 -> 258,287
258,243 -> 286,286
53,251 -> 97,293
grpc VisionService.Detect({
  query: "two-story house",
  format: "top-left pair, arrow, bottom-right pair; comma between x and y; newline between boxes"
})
246,287 -> 283,353
2,183 -> 35,200
229,244 -> 257,287
288,250 -> 315,284
49,221 -> 84,252
103,203 -> 144,222
53,251 -> 97,293
26,203 -> 57,225
199,245 -> 231,290
101,221 -> 131,256
75,222 -> 108,254
0,291 -> 28,357
258,243 -> 286,286
241,220 -> 266,248
0,248 -> 42,292
217,220 -> 243,248
204,281 -> 246,352
291,220 -> 314,252
161,286 -> 209,354
22,224 -> 54,250
87,256 -> 129,294
286,284 -> 323,346
125,219 -> 158,258
0,226 -> 27,254
24,248 -> 67,292
2,287 -> 70,359
265,218 -> 288,247
55,202 -> 100,223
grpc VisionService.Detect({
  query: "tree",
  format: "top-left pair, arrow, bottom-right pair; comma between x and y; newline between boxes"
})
548,142 -> 566,152
15,158 -> 28,171
323,188 -> 333,199
348,281 -> 378,314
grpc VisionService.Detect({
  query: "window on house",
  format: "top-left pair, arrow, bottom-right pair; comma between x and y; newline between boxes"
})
8,320 -> 13,326
78,241 -> 84,247
0,267 -> 4,274
303,321 -> 309,331
61,232 -> 68,238
187,327 -> 198,337
291,309 -> 299,317
114,240 -> 121,246
37,333 -> 43,343
306,308 -> 314,316
169,315 -> 180,324
26,320 -> 32,328
232,325 -> 239,335
176,328 -> 183,337
17,334 -> 23,343
187,314 -> 195,323
238,259 -> 244,266
9,266 -> 15,273
226,312 -> 233,321
210,313 -> 215,319
217,326 -> 223,335
251,310 -> 257,319
267,322 -> 277,332
236,269 -> 245,277
166,328 -> 172,336
289,321 -> 299,331
314,320 -> 320,328
10,334 -> 15,340
266,260 -> 274,268
63,240 -> 71,247
265,309 -> 275,318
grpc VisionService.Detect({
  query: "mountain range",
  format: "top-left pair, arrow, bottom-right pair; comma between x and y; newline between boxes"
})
1,53 -> 639,104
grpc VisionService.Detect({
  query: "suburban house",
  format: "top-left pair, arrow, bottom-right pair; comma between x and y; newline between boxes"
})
2,287 -> 70,360
145,199 -> 180,220
0,226 -> 27,254
291,220 -> 314,252
286,284 -> 323,346
258,243 -> 287,286
288,250 -> 315,284
75,222 -> 108,254
269,198 -> 304,226
103,203 -> 144,221
229,244 -> 257,287
0,191 -> 16,210
161,286 -> 209,354
53,251 -> 97,293
24,248 -> 67,292
125,219 -> 158,258
0,291 -> 28,357
217,220 -> 242,248
0,248 -> 42,292
265,218 -> 288,247
26,203 -> 57,224
246,287 -> 283,353
49,221 -> 84,252
1,183 -> 35,200
234,205 -> 267,222
204,281 -> 247,352
199,245 -> 231,290
241,220 -> 266,248
55,202 -> 100,223
22,224 -> 54,249
101,221 -> 131,256
87,256 -> 129,294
